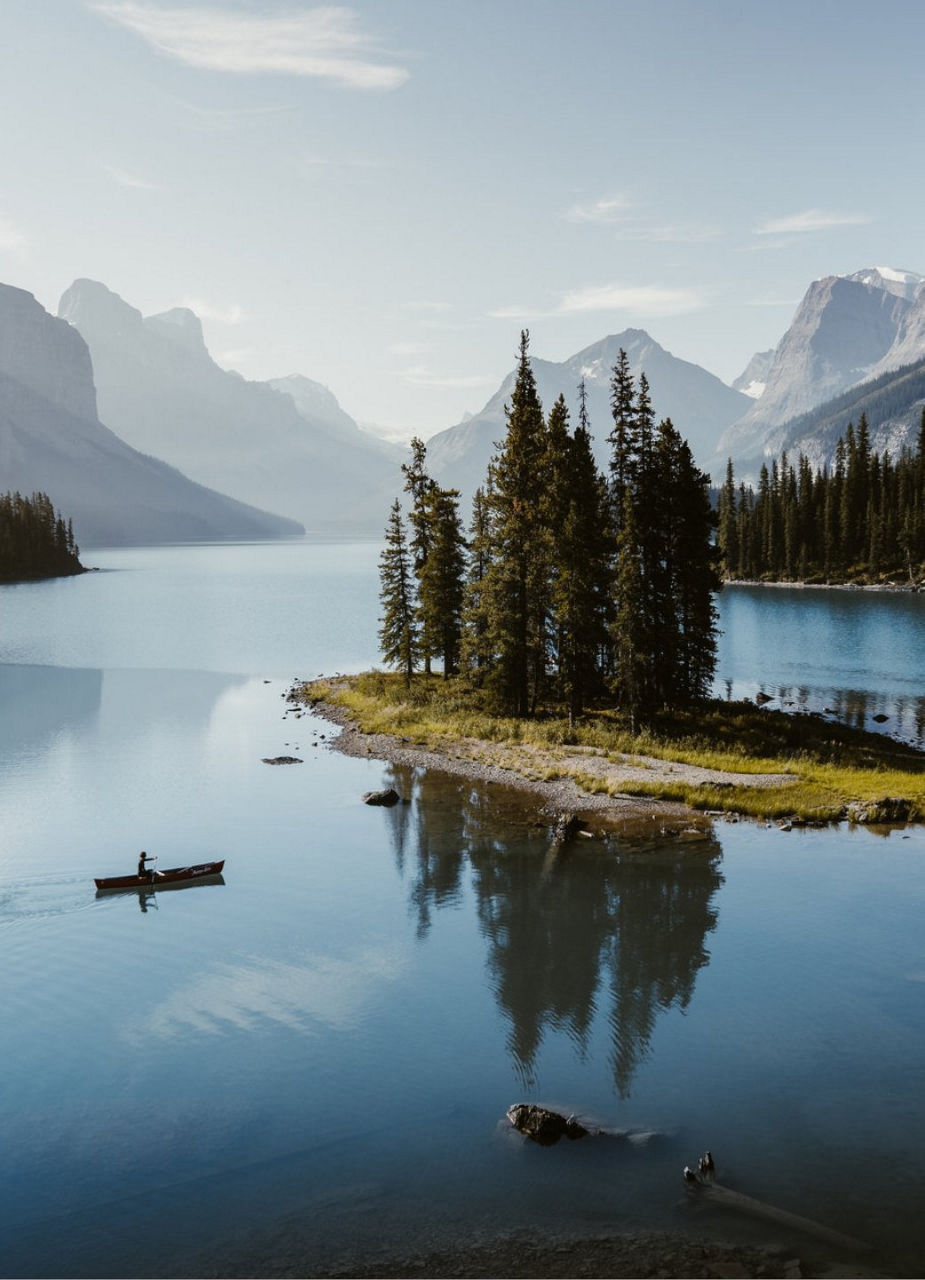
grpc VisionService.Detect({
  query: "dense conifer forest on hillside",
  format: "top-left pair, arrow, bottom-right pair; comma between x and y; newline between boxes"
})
379,333 -> 720,725
0,492 -> 83,582
717,412 -> 925,583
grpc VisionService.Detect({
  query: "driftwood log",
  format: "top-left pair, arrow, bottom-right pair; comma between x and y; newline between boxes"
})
691,1179 -> 870,1254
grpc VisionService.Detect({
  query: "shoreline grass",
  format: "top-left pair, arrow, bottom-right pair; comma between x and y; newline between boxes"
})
298,672 -> 925,824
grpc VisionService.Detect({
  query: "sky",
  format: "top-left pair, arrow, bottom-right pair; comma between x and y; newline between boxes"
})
3,0 -> 925,441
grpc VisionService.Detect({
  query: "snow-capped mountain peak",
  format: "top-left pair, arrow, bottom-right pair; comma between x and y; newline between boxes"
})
843,266 -> 924,301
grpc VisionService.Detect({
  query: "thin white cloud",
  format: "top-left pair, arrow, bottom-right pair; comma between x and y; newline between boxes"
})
91,3 -> 409,90
106,164 -> 162,190
0,215 -> 28,254
565,193 -> 631,224
565,192 -> 719,243
179,295 -> 245,323
561,283 -> 702,316
754,208 -> 872,235
490,283 -> 703,321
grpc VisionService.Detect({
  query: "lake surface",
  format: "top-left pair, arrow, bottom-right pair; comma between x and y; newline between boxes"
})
1,543 -> 924,1277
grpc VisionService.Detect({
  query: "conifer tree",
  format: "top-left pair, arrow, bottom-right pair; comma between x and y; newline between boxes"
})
460,483 -> 494,682
402,437 -> 438,673
608,348 -> 637,524
418,486 -> 467,678
478,330 -> 551,714
548,383 -> 612,722
612,491 -> 649,731
378,500 -> 418,686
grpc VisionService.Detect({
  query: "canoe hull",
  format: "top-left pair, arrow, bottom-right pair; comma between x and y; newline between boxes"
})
94,860 -> 225,891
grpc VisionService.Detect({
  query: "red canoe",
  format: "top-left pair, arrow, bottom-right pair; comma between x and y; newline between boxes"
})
94,860 -> 225,891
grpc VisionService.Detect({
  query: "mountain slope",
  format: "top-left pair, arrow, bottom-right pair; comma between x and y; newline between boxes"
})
715,268 -> 925,473
59,280 -> 401,534
764,357 -> 925,473
716,275 -> 914,466
427,329 -> 749,504
0,284 -> 303,547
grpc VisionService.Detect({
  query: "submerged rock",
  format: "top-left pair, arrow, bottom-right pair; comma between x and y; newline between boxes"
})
506,1103 -> 589,1145
550,811 -> 584,850
362,788 -> 401,806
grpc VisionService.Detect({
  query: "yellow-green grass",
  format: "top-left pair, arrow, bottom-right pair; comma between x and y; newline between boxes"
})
299,672 -> 925,823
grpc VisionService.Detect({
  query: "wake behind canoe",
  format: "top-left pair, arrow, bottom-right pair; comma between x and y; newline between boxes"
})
94,860 -> 225,891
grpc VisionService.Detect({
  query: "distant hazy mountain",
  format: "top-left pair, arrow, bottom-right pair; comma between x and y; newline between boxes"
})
59,280 -> 403,534
715,267 -> 925,471
426,329 -> 749,504
732,350 -> 775,399
267,374 -> 405,462
0,284 -> 303,548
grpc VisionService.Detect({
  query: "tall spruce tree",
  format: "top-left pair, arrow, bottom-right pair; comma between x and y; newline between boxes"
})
378,500 -> 418,686
607,366 -> 719,717
402,437 -> 438,673
548,382 -> 613,723
460,483 -> 494,681
478,330 -> 551,714
418,485 -> 467,678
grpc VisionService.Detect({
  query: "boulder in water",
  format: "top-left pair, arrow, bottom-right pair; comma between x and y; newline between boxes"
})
506,1103 -> 589,1145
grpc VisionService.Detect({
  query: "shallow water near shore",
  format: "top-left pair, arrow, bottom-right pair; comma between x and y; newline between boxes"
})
1,542 -> 925,1277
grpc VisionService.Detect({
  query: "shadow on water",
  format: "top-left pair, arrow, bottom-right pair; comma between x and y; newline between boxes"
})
378,761 -> 723,1097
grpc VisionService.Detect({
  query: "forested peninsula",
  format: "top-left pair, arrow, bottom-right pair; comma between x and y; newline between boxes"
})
0,491 -> 84,583
302,335 -> 925,827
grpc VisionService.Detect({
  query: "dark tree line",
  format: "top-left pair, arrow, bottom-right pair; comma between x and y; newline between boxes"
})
717,411 -> 925,583
0,492 -> 82,582
379,332 -> 720,725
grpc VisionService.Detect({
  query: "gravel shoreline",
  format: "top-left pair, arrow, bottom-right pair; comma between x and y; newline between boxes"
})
300,688 -> 795,834
325,1229 -> 879,1279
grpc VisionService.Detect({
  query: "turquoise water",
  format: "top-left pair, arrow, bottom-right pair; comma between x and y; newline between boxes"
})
1,545 -> 924,1277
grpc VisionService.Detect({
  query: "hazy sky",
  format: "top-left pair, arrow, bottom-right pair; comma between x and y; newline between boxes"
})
3,0 -> 925,438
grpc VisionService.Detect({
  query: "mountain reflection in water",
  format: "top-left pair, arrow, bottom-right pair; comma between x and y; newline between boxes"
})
381,762 -> 723,1096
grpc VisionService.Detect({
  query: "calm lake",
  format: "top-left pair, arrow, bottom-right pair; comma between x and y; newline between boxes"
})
1,542 -> 924,1278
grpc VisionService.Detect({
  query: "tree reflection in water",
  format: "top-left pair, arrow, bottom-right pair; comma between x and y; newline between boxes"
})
380,762 -> 723,1096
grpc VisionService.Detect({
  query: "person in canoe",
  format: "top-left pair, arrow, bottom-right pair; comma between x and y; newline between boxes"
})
137,850 -> 156,881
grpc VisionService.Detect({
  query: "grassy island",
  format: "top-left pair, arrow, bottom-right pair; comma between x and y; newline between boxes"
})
299,672 -> 925,825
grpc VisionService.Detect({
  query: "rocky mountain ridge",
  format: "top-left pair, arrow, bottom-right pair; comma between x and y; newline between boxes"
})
426,329 -> 750,507
0,284 -> 303,547
59,280 -> 401,535
716,266 -> 925,473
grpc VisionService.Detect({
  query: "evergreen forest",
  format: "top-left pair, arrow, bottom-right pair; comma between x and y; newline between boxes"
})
717,412 -> 925,583
379,333 -> 720,726
0,492 -> 83,582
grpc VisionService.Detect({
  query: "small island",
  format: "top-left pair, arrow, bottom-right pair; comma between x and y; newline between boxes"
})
0,490 -> 83,583
297,673 -> 925,827
295,338 -> 924,830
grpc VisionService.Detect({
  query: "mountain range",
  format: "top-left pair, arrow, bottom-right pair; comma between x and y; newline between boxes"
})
0,284 -> 302,548
4,263 -> 925,551
58,280 -> 403,536
426,329 -> 751,507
